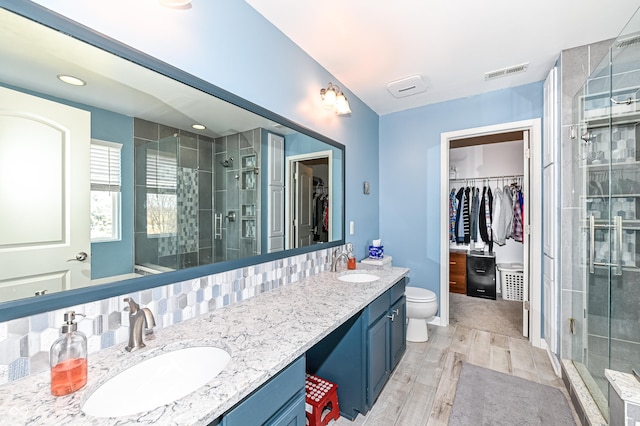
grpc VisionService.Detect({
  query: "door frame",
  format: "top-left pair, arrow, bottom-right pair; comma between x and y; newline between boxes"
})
285,150 -> 333,249
439,118 -> 542,347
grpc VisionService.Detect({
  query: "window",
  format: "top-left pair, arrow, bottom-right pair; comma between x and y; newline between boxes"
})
90,140 -> 122,241
146,149 -> 177,236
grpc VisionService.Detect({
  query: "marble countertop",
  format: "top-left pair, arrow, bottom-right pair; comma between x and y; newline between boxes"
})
0,265 -> 409,425
606,369 -> 640,406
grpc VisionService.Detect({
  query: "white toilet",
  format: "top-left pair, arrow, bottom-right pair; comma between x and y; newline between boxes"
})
405,286 -> 438,342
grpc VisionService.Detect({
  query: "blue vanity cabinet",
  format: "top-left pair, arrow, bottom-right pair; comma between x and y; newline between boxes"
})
366,278 -> 406,408
305,277 -> 407,420
222,356 -> 306,426
390,294 -> 407,369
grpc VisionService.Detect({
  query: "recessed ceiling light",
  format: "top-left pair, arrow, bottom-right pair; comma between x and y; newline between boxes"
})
159,0 -> 192,8
192,124 -> 206,130
57,74 -> 86,86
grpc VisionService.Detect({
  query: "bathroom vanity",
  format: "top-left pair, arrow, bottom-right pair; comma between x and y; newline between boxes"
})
0,266 -> 409,425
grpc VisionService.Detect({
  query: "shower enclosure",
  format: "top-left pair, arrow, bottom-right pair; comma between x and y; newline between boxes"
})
568,10 -> 640,417
134,118 -> 261,272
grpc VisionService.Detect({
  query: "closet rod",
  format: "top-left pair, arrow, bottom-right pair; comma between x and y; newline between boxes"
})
449,173 -> 523,183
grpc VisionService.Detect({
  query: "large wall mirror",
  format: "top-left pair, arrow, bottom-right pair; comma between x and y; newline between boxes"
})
0,4 -> 344,318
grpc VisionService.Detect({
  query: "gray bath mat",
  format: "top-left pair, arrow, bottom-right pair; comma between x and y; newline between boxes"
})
449,363 -> 576,426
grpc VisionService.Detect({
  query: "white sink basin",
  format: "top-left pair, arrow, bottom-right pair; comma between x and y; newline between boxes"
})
82,346 -> 230,418
338,273 -> 380,283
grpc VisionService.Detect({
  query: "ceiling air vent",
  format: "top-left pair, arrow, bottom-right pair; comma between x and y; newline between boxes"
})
484,63 -> 529,81
386,75 -> 427,98
616,34 -> 640,49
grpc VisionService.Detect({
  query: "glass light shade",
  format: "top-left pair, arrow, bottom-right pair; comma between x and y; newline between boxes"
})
322,87 -> 337,108
335,92 -> 351,115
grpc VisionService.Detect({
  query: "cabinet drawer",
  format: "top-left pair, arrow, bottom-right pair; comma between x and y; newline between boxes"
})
449,252 -> 466,274
225,357 -> 305,426
449,275 -> 466,294
368,291 -> 389,326
449,252 -> 467,294
390,278 -> 406,304
450,271 -> 466,283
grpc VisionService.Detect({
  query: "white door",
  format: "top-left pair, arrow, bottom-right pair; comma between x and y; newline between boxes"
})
295,162 -> 313,248
522,130 -> 531,337
267,133 -> 285,253
0,86 -> 91,301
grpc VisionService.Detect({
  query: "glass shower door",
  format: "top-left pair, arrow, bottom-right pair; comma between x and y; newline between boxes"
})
571,9 -> 640,417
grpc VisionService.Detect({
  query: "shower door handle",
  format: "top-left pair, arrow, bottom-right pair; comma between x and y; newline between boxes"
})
214,213 -> 223,240
615,215 -> 623,276
589,215 -> 595,273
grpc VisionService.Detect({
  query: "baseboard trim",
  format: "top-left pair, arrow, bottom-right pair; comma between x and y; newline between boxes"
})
428,316 -> 441,326
540,338 -> 561,376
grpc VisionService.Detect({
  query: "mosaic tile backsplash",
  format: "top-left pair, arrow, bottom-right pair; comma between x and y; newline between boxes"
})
0,247 -> 339,385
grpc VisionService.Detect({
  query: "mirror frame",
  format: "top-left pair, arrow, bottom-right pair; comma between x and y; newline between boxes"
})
0,1 -> 345,322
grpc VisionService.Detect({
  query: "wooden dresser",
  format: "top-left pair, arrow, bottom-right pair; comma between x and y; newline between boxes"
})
449,251 -> 467,294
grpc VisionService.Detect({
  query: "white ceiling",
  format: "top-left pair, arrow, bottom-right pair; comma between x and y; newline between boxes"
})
246,0 -> 640,116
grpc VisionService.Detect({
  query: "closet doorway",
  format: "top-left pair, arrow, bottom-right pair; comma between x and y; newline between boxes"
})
285,151 -> 333,249
439,119 -> 543,347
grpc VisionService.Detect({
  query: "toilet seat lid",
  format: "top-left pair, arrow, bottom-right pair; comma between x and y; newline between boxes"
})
405,287 -> 437,302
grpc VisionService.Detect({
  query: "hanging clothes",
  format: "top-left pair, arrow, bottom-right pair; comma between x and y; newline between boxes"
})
512,192 -> 523,242
323,196 -> 329,233
470,187 -> 480,242
463,187 -> 471,244
449,178 -> 523,247
312,189 -> 329,242
492,185 -> 513,246
479,187 -> 489,244
449,188 -> 458,242
486,186 -> 493,252
455,187 -> 465,243
491,185 -> 502,243
512,184 -> 523,242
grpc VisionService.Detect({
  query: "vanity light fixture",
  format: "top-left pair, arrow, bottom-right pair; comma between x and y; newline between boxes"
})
57,74 -> 86,86
191,124 -> 206,130
320,83 -> 351,116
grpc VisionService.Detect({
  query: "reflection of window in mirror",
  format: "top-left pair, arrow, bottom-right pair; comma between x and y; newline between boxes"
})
146,150 -> 178,237
90,140 -> 122,241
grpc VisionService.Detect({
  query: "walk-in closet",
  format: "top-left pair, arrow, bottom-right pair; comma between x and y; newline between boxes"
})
448,131 -> 529,338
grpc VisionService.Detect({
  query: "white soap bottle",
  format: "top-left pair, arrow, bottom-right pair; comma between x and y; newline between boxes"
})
50,311 -> 88,396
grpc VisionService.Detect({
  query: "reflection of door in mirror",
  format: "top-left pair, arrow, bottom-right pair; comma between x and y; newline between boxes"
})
291,156 -> 331,248
0,86 -> 91,302
267,133 -> 285,253
295,163 -> 314,247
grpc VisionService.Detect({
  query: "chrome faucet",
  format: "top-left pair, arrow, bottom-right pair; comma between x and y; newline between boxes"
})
124,297 -> 156,352
330,249 -> 349,272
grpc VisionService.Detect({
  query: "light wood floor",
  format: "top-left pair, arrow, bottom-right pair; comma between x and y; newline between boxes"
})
335,297 -> 578,426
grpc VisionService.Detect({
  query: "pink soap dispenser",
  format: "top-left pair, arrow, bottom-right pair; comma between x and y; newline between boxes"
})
50,311 -> 88,396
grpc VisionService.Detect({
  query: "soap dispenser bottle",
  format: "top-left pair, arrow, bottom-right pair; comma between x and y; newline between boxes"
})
50,311 -> 88,396
347,243 -> 356,270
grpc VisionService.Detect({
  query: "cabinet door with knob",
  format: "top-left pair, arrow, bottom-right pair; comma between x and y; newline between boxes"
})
366,278 -> 406,408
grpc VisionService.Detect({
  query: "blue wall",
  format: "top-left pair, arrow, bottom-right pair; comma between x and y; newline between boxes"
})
89,109 -> 134,279
33,0 -> 380,258
26,0 -> 544,299
379,82 -> 544,302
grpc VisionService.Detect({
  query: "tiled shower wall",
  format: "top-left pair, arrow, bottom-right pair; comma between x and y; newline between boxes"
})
0,247 -> 339,385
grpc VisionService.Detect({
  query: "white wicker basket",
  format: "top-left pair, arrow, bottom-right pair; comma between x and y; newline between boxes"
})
500,269 -> 524,301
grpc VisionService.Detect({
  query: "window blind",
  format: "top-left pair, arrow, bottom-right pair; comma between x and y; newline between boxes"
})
91,141 -> 122,192
146,150 -> 177,192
